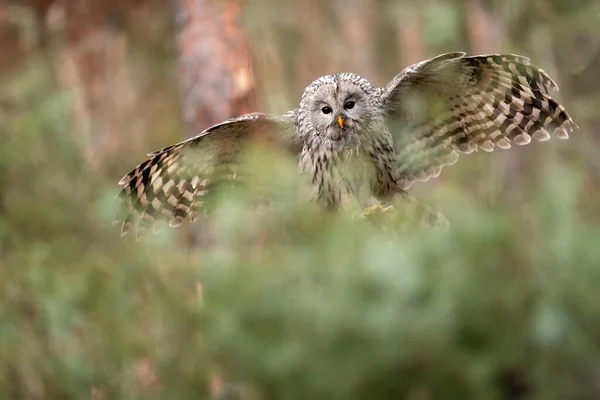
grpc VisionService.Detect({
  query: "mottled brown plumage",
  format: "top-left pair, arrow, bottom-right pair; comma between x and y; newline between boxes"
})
115,52 -> 576,238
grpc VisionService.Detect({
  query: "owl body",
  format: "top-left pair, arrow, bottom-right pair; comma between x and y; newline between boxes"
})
297,73 -> 393,208
115,52 -> 577,237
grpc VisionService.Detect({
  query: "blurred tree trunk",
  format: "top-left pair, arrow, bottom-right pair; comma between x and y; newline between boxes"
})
464,0 -> 530,208
295,0 -> 330,86
173,2 -> 257,396
174,0 -> 256,138
339,0 -> 380,82
50,1 -> 144,171
173,0 -> 261,260
173,0 -> 257,245
0,4 -> 29,70
465,0 -> 501,54
396,3 -> 425,68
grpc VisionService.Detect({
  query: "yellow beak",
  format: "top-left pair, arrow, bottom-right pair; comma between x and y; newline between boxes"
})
337,116 -> 344,128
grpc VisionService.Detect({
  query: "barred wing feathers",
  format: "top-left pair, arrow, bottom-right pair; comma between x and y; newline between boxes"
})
382,52 -> 577,189
114,111 -> 299,238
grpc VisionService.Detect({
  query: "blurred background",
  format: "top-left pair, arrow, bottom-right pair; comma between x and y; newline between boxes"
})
1,0 -> 600,398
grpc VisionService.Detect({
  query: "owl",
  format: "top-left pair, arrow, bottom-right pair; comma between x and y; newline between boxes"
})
115,52 -> 576,237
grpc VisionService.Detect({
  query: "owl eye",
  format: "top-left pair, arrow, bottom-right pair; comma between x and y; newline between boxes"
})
344,101 -> 355,110
321,106 -> 333,114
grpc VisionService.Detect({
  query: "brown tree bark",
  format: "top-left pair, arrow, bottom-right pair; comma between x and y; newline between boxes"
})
174,0 -> 256,138
464,0 -> 530,207
173,3 -> 257,397
172,0 -> 258,248
396,3 -> 425,68
51,1 -> 144,170
465,0 -> 501,54
339,0 -> 381,82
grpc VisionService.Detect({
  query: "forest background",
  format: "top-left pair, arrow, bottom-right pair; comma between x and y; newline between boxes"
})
1,0 -> 600,398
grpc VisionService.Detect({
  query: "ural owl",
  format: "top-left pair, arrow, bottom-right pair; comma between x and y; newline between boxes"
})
115,52 -> 576,237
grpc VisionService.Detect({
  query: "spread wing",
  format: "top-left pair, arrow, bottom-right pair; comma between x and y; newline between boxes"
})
114,111 -> 300,238
381,52 -> 577,189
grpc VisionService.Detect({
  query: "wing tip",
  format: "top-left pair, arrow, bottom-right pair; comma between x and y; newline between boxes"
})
118,175 -> 131,185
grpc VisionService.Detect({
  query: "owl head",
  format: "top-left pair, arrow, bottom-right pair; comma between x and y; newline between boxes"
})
298,73 -> 378,148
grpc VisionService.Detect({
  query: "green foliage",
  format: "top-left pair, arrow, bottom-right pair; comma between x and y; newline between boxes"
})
2,59 -> 600,400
